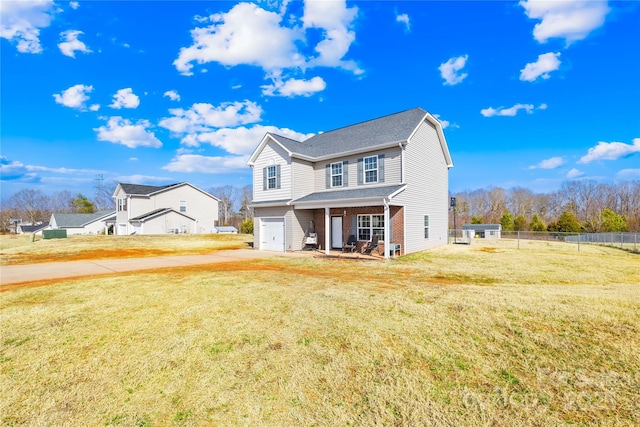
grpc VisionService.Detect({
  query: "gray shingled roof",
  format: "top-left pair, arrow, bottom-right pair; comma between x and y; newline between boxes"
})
20,222 -> 49,233
130,208 -> 195,222
462,224 -> 502,231
119,183 -> 181,195
272,108 -> 428,159
293,185 -> 406,204
53,210 -> 115,228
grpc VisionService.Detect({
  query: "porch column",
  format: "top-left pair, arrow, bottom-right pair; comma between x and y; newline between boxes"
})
324,207 -> 330,255
384,200 -> 390,260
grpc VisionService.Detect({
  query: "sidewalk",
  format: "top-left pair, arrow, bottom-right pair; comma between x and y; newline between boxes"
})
0,249 -> 311,287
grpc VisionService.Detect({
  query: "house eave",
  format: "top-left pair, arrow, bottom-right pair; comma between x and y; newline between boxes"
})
290,140 -> 404,162
247,133 -> 294,166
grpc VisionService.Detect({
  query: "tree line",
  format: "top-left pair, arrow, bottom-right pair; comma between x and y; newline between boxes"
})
450,180 -> 640,233
2,179 -> 638,234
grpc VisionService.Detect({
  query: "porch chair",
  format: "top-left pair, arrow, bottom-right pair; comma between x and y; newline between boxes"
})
342,234 -> 357,253
361,235 -> 380,255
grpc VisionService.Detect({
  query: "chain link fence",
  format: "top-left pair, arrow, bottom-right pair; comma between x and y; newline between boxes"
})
448,230 -> 639,253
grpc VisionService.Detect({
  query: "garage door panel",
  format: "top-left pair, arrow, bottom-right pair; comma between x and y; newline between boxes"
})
261,218 -> 285,252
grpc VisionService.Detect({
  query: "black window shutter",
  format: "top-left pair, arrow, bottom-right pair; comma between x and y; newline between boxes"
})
351,215 -> 357,238
276,164 -> 281,189
343,160 -> 348,187
378,154 -> 385,183
263,167 -> 267,191
357,158 -> 363,185
326,163 -> 331,189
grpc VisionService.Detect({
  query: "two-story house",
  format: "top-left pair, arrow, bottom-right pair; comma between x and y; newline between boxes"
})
247,107 -> 454,258
112,182 -> 219,235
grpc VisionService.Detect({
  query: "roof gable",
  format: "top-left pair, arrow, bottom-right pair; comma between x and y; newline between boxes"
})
51,210 -> 116,228
115,182 -> 219,201
247,107 -> 453,166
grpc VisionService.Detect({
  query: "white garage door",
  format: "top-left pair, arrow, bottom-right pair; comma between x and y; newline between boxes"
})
261,218 -> 285,252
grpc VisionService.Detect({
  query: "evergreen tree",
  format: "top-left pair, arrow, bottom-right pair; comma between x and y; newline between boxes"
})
530,214 -> 546,232
600,208 -> 627,232
499,210 -> 515,231
70,194 -> 96,213
471,216 -> 483,224
514,214 -> 528,231
548,210 -> 582,232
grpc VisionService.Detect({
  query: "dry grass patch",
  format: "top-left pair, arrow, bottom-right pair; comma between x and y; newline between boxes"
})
1,242 -> 639,426
0,233 -> 252,265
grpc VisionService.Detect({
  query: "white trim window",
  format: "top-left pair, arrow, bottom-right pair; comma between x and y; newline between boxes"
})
267,165 -> 277,189
358,214 -> 384,241
117,198 -> 127,212
363,156 -> 378,183
179,200 -> 187,213
424,215 -> 430,239
331,162 -> 343,187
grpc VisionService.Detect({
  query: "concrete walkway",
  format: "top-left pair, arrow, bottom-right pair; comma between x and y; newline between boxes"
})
0,249 -> 312,286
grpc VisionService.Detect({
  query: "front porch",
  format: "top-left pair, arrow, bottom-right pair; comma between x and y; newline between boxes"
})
299,205 -> 405,259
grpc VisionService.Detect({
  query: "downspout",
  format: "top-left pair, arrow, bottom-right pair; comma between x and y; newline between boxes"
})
325,207 -> 330,256
383,198 -> 390,260
399,141 -> 405,184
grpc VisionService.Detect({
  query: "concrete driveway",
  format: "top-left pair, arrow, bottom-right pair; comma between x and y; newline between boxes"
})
0,249 -> 312,287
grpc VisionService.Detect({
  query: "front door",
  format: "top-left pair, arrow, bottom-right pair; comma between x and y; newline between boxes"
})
331,216 -> 343,249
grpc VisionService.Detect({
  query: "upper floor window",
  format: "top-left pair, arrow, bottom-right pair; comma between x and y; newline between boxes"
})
331,162 -> 343,187
358,154 -> 384,185
364,156 -> 378,183
117,198 -> 127,212
180,200 -> 187,213
263,165 -> 281,190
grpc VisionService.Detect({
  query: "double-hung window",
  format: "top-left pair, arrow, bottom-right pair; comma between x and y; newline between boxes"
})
357,214 -> 385,241
267,165 -> 277,190
331,162 -> 343,187
363,156 -> 378,183
179,200 -> 187,213
117,198 -> 127,212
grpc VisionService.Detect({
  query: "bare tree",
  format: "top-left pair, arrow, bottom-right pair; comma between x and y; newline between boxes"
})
50,190 -> 74,213
7,189 -> 50,224
93,180 -> 118,211
210,185 -> 240,225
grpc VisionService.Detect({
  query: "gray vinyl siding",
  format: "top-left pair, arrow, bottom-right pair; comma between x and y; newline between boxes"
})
292,210 -> 315,251
312,147 -> 402,192
291,159 -> 314,199
393,120 -> 450,254
253,142 -> 292,202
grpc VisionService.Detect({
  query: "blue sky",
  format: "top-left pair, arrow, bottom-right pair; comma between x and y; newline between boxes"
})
2,0 -> 639,201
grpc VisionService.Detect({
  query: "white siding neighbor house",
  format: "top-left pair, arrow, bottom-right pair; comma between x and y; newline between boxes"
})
49,211 -> 116,235
462,224 -> 502,239
112,182 -> 219,235
247,107 -> 454,258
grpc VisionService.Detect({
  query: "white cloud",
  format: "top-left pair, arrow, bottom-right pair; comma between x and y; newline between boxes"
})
302,0 -> 362,74
174,0 -> 361,77
0,157 -> 30,181
128,157 -> 138,162
396,13 -> 410,32
519,0 -> 610,45
529,156 -> 565,169
52,84 -> 93,110
616,169 -> 640,180
262,75 -> 326,97
566,168 -> 585,179
109,88 -> 140,109
0,0 -> 55,53
194,125 -> 313,156
439,55 -> 468,86
94,116 -> 162,148
578,138 -> 640,163
89,104 -> 100,112
58,30 -> 91,57
520,52 -> 561,82
159,100 -> 263,137
480,103 -> 547,117
174,2 -> 303,76
116,174 -> 171,184
164,90 -> 181,101
69,2 -> 79,10
433,114 -> 459,130
163,154 -> 250,174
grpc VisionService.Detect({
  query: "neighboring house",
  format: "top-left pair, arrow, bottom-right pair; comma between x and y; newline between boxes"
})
49,211 -> 115,235
462,224 -> 502,239
112,182 -> 219,235
247,107 -> 454,258
215,226 -> 238,234
17,222 -> 49,236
